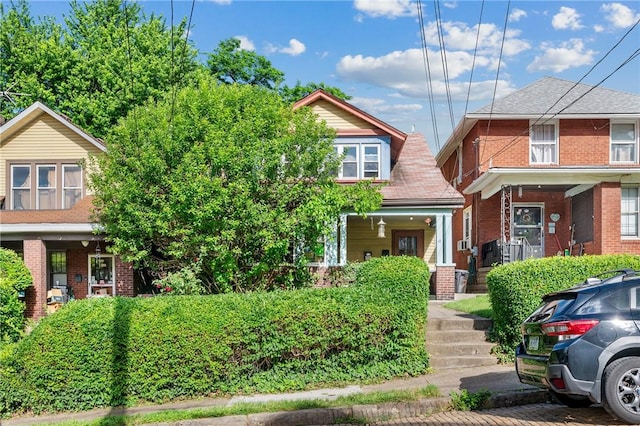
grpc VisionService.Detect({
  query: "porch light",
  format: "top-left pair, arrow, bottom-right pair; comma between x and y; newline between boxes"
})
95,242 -> 101,260
81,240 -> 89,247
377,218 -> 386,238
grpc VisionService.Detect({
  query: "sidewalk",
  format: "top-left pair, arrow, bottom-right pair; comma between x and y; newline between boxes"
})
2,299 -> 547,426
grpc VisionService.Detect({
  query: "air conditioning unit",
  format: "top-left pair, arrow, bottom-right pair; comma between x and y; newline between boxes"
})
457,239 -> 469,251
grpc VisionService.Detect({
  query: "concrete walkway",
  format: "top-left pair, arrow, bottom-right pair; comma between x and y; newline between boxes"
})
2,298 -> 546,426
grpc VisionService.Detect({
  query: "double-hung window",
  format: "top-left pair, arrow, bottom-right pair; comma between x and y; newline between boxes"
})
9,162 -> 83,210
530,122 -> 557,164
622,187 -> 640,238
611,122 -> 637,163
335,143 -> 381,180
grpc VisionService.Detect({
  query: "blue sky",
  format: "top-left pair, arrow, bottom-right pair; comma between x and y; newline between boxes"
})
22,0 -> 640,154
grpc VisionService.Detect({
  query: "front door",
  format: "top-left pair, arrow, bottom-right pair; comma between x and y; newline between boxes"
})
392,230 -> 424,257
513,205 -> 544,258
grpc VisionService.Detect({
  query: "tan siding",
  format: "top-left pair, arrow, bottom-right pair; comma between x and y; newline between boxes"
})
346,216 -> 436,269
311,100 -> 376,130
1,115 -> 101,198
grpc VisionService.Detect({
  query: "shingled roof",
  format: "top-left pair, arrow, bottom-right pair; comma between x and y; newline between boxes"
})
382,133 -> 464,207
0,196 -> 96,225
471,76 -> 640,116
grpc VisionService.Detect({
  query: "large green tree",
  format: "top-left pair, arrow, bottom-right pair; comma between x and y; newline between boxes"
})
89,72 -> 382,293
0,0 -> 198,138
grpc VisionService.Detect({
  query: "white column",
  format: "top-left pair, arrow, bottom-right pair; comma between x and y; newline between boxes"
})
339,214 -> 347,265
436,213 -> 454,265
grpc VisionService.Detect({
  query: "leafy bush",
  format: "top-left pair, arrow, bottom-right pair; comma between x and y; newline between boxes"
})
488,254 -> 640,352
0,256 -> 429,416
0,248 -> 32,346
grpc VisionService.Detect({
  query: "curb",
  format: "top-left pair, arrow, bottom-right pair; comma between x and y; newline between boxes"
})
153,390 -> 548,425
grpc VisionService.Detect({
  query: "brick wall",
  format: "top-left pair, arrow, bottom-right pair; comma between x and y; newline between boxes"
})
23,239 -> 46,320
434,265 -> 454,300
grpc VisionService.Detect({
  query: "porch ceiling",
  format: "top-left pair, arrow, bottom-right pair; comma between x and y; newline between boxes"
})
465,167 -> 640,199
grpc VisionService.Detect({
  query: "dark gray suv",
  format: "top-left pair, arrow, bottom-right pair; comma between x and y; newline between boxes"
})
516,270 -> 640,424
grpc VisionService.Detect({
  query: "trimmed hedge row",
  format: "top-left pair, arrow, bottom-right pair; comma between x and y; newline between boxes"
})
0,256 -> 429,416
0,248 -> 33,345
488,254 -> 640,352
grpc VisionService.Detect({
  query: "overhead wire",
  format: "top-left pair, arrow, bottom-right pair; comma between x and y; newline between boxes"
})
433,0 -> 456,132
465,17 -> 640,178
417,0 -> 441,150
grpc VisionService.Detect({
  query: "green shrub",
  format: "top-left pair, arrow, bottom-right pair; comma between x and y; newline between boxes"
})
488,254 -> 640,352
0,248 -> 33,346
0,256 -> 430,416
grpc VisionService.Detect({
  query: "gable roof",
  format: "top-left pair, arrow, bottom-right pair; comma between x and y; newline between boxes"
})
0,101 -> 106,151
294,89 -> 407,160
436,77 -> 640,165
381,133 -> 464,207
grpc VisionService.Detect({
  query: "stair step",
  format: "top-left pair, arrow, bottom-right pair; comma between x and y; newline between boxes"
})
427,317 -> 492,331
426,330 -> 489,343
429,355 -> 498,370
426,342 -> 495,357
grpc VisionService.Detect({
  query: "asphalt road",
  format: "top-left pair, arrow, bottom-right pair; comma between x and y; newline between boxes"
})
333,402 -> 628,425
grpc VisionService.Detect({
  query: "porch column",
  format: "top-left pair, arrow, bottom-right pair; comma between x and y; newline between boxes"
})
23,239 -> 47,320
339,214 -> 347,266
434,213 -> 455,300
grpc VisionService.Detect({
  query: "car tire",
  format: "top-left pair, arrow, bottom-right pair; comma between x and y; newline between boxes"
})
549,390 -> 592,408
603,357 -> 640,424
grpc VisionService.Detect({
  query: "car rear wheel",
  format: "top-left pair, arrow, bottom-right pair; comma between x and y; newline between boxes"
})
549,390 -> 592,408
603,357 -> 640,424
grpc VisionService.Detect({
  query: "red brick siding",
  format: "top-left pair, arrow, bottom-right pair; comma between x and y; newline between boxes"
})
434,265 -> 454,300
115,258 -> 135,296
599,183 -> 623,254
67,247 -> 90,300
23,240 -> 47,320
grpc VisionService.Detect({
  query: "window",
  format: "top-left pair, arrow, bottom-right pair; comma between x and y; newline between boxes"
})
611,122 -> 637,163
50,251 -> 67,290
621,187 -> 639,238
530,122 -> 557,164
9,162 -> 83,210
11,165 -> 31,209
63,165 -> 82,208
463,207 -> 472,245
37,165 -> 56,209
335,143 -> 380,179
89,254 -> 116,296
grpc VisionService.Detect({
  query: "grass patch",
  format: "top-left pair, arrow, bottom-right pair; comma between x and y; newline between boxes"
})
443,295 -> 493,319
31,385 -> 441,426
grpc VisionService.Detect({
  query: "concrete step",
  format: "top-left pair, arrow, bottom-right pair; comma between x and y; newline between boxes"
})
426,329 -> 490,343
427,317 -> 492,331
426,341 -> 495,357
429,355 -> 499,370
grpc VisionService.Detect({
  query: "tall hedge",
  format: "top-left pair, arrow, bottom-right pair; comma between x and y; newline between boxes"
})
0,248 -> 32,346
488,254 -> 640,351
0,256 -> 429,416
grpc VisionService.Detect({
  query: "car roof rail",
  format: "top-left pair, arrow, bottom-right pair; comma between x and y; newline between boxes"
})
582,269 -> 638,287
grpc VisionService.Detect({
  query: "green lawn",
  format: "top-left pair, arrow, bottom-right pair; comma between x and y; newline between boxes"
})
442,295 -> 493,319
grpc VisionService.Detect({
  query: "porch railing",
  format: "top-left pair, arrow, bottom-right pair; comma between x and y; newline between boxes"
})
482,237 -> 534,267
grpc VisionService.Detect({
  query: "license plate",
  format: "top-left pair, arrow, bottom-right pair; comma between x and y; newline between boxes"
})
528,336 -> 540,351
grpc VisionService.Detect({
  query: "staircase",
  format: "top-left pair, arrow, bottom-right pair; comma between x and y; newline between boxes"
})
426,302 -> 497,370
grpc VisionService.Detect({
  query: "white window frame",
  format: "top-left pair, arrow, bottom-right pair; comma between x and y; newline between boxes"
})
462,206 -> 472,245
36,164 -> 57,210
362,144 -> 380,179
62,164 -> 83,208
335,144 -> 359,179
610,121 -> 638,164
621,186 -> 640,239
529,121 -> 558,165
88,254 -> 116,296
335,143 -> 383,180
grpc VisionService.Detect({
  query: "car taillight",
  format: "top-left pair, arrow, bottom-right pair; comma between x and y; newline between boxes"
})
542,319 -> 599,338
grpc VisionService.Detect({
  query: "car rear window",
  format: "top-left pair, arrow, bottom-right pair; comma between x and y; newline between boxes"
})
527,297 -> 576,323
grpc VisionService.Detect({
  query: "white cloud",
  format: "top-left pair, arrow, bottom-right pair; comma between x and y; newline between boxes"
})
353,0 -> 417,18
422,21 -> 530,56
527,39 -> 597,72
265,39 -> 306,56
209,0 -> 232,4
351,96 -> 422,115
336,48 -> 504,100
443,2 -> 457,9
601,3 -> 640,28
233,35 -> 254,51
509,8 -> 527,22
552,7 -> 584,30
594,24 -> 605,33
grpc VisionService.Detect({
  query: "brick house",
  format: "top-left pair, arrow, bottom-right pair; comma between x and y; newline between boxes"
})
0,102 -> 134,320
435,77 -> 640,289
295,90 -> 464,299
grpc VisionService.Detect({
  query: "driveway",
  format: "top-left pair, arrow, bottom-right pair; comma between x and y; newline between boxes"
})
338,402 -> 625,425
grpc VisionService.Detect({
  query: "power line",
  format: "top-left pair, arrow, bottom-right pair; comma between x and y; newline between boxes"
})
433,0 -> 455,132
417,0 -> 441,150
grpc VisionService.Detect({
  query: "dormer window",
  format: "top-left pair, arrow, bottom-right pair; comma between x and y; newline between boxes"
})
335,143 -> 381,180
